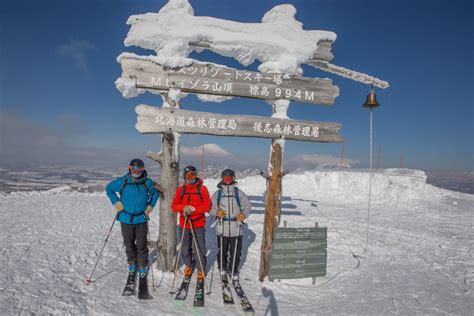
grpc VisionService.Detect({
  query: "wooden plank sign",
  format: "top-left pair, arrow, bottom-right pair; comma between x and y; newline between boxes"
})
135,104 -> 343,143
120,56 -> 339,105
269,226 -> 327,281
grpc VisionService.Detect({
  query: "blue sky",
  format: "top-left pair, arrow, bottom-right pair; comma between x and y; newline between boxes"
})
1,0 -> 472,171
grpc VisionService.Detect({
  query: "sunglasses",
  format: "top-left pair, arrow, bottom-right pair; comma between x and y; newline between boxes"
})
130,166 -> 144,174
184,171 -> 197,180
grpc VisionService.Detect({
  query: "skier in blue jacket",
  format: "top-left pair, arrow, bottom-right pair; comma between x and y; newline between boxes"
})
106,158 -> 159,298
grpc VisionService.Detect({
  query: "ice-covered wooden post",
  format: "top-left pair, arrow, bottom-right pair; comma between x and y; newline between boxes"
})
146,93 -> 181,271
260,140 -> 285,281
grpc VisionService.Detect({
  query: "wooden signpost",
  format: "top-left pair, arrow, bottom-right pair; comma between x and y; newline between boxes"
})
120,56 -> 339,105
135,105 -> 342,143
117,3 -> 388,281
146,94 -> 180,272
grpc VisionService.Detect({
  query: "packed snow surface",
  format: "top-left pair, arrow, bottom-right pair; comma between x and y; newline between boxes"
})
0,169 -> 473,315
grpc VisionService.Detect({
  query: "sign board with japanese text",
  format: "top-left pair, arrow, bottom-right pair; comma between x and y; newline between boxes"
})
269,227 -> 327,281
120,56 -> 339,105
135,105 -> 342,143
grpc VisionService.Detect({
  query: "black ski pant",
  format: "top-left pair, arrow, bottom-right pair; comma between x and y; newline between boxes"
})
217,235 -> 243,274
121,222 -> 148,269
180,226 -> 206,273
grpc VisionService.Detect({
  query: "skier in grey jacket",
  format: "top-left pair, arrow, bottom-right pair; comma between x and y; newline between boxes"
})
209,169 -> 252,282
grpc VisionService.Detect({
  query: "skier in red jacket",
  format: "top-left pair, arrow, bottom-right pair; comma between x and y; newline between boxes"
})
172,165 -> 211,280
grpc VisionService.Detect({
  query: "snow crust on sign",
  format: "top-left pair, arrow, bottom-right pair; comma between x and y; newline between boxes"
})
1,169 -> 473,315
124,0 -> 336,74
116,1 -> 336,101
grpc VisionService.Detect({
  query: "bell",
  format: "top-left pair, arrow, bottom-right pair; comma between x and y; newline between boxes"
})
362,89 -> 380,108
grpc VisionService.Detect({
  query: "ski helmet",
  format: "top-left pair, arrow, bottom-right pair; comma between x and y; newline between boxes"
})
183,165 -> 198,184
129,159 -> 145,168
221,169 -> 235,178
129,158 -> 145,178
221,168 -> 235,185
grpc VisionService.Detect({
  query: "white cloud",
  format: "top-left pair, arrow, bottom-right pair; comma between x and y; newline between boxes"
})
0,111 -> 136,166
57,40 -> 96,71
181,143 -> 231,156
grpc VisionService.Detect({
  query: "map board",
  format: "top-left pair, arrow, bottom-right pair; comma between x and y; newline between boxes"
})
269,227 -> 327,281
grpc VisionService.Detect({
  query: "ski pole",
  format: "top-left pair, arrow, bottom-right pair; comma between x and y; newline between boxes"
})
169,217 -> 188,294
230,221 -> 243,278
85,216 -> 116,285
219,217 -> 224,284
146,220 -> 156,291
187,218 -> 210,294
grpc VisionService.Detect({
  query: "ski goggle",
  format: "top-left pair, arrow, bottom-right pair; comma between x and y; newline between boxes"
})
129,166 -> 144,174
184,171 -> 197,180
222,175 -> 234,184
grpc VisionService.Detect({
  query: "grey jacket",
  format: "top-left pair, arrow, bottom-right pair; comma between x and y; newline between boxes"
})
209,183 -> 251,237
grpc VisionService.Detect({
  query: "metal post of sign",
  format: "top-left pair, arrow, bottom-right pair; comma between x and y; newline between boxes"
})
365,108 -> 373,254
362,85 -> 380,255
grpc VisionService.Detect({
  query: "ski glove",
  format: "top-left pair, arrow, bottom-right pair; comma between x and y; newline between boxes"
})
236,213 -> 246,222
183,205 -> 195,216
216,209 -> 226,218
145,205 -> 153,215
114,201 -> 124,212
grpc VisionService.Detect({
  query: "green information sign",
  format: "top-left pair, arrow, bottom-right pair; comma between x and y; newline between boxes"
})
269,226 -> 327,281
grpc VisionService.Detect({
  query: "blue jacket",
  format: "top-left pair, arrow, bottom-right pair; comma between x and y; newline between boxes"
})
106,173 -> 159,224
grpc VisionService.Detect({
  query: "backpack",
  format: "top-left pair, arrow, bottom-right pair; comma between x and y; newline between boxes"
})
217,186 -> 242,211
179,184 -> 203,202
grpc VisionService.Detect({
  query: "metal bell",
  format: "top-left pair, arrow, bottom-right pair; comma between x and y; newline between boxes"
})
362,88 -> 380,108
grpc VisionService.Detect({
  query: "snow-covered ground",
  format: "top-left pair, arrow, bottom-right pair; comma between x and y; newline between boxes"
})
0,169 -> 473,315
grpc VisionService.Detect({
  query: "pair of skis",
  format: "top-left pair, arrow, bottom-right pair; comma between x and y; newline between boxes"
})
174,274 -> 253,313
122,271 -> 153,300
221,277 -> 255,314
174,274 -> 205,307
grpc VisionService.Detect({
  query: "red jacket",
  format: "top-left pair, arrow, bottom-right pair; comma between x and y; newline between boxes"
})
171,179 -> 211,228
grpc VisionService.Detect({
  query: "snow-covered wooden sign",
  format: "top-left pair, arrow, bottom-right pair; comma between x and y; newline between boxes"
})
119,55 -> 339,105
136,104 -> 342,143
123,3 -> 337,75
121,1 -> 388,88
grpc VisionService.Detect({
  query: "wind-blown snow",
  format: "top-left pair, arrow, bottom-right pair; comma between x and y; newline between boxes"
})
123,0 -> 336,74
1,169 -> 472,314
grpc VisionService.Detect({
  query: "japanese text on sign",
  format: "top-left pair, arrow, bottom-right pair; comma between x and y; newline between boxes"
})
153,113 -> 320,139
